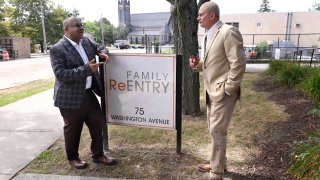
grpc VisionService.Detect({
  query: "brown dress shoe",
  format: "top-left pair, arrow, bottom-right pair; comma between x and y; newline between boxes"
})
198,164 -> 227,173
69,158 -> 88,169
198,163 -> 211,172
93,155 -> 117,165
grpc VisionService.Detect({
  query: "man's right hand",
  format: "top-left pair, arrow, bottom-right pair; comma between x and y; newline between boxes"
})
189,58 -> 199,70
89,59 -> 104,73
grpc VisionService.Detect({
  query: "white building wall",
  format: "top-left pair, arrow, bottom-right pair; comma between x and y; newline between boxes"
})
198,12 -> 320,49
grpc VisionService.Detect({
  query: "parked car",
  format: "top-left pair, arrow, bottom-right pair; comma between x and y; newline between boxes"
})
114,40 -> 130,49
0,48 -> 5,60
296,55 -> 312,61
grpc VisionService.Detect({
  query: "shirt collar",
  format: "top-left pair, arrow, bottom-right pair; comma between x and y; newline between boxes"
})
206,20 -> 221,37
64,35 -> 82,47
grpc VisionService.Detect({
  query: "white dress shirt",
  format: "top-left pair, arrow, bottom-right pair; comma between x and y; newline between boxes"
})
65,36 -> 92,89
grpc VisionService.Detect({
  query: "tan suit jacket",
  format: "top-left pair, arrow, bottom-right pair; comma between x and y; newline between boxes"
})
198,21 -> 246,103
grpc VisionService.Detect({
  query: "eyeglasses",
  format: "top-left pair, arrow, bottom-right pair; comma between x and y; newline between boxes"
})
70,22 -> 84,28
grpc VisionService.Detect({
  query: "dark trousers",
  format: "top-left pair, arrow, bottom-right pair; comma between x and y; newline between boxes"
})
59,90 -> 104,161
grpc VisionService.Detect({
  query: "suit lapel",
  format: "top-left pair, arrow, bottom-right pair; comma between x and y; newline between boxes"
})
204,21 -> 224,62
63,37 -> 84,65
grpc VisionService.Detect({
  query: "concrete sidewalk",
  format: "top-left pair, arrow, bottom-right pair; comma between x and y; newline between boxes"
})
0,90 -> 63,180
0,87 -> 123,180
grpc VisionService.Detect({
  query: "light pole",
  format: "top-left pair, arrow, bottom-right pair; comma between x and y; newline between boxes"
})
40,0 -> 47,53
100,16 -> 105,45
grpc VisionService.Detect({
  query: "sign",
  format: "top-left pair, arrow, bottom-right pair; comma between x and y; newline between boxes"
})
275,48 -> 280,60
104,54 -> 177,130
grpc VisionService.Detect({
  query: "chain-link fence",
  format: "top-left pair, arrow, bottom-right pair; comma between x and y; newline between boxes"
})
242,33 -> 320,61
123,33 -> 320,63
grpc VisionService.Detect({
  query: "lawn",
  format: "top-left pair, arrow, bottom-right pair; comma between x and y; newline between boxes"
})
18,73 -> 288,179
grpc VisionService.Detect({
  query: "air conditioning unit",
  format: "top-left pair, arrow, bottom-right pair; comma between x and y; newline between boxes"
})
295,23 -> 301,28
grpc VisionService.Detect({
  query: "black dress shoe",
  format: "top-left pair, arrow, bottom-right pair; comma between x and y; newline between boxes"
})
69,158 -> 88,169
93,155 -> 117,165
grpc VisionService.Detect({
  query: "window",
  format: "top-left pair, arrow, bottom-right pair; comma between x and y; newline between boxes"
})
256,22 -> 262,27
226,22 -> 239,29
295,23 -> 301,28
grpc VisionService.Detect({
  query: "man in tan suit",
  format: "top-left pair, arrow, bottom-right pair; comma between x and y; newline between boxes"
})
190,1 -> 246,180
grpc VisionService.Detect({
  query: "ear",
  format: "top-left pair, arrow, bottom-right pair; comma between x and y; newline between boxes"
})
210,13 -> 215,20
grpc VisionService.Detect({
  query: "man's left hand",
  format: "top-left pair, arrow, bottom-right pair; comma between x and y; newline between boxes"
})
98,53 -> 109,63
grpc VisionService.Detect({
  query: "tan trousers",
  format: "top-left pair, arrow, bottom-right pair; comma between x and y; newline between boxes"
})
206,92 -> 238,178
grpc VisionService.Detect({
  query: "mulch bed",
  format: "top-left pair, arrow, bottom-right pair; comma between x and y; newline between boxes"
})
230,74 -> 320,179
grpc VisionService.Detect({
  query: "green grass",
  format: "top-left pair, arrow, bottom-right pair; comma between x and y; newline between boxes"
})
0,78 -> 54,107
288,129 -> 320,179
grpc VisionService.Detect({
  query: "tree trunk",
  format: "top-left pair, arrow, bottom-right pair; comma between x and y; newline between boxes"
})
167,0 -> 200,115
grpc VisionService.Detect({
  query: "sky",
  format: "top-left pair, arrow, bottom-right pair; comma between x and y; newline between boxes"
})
51,0 -> 319,26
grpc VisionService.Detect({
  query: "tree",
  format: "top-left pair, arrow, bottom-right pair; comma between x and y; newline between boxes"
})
0,0 -> 5,21
84,21 -> 101,42
98,17 -> 114,45
258,0 -> 272,13
0,0 -> 10,36
114,24 -> 129,40
67,8 -> 84,21
45,5 -> 69,44
167,0 -> 201,115
84,18 -> 115,45
312,3 -> 320,11
6,0 -> 81,47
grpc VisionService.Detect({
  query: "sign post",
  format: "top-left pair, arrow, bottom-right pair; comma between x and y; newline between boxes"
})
175,55 -> 182,154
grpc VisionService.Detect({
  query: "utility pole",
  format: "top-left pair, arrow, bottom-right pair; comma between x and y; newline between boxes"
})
40,0 -> 47,53
100,16 -> 105,45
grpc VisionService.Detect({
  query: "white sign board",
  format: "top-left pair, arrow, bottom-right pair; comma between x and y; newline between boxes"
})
104,54 -> 176,130
275,48 -> 281,60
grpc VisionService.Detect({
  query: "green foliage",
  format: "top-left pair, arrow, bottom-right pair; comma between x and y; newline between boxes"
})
0,78 -> 54,107
268,60 -> 309,86
269,60 -> 320,179
44,6 -> 67,44
274,63 -> 309,86
258,0 -> 272,13
256,41 -> 268,58
114,24 -> 129,41
3,0 -> 116,47
84,19 -> 115,45
0,0 -> 5,21
298,68 -> 320,102
308,108 -> 320,117
312,3 -> 320,11
267,59 -> 288,75
288,130 -> 320,179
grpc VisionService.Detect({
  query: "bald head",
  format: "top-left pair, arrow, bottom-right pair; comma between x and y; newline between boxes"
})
200,1 -> 220,18
63,17 -> 79,30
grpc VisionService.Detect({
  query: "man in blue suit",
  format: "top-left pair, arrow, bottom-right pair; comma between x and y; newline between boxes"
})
50,17 -> 116,169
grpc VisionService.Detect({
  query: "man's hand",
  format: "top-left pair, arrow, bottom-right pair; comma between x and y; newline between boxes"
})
89,59 -> 104,73
189,58 -> 199,70
98,52 -> 110,63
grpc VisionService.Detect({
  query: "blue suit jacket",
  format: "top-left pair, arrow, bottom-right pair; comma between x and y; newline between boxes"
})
50,36 -> 107,109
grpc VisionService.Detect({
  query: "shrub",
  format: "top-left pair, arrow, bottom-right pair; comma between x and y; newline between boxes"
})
272,62 -> 309,86
257,41 -> 268,58
287,130 -> 320,179
267,60 -> 288,75
298,68 -> 320,102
